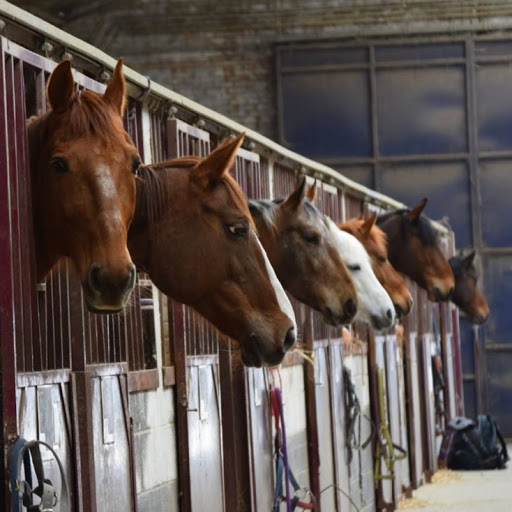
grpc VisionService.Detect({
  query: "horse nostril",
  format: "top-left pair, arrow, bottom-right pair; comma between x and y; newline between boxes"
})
386,309 -> 393,320
448,287 -> 454,300
88,264 -> 103,294
344,298 -> 357,319
394,304 -> 404,318
283,328 -> 296,352
126,264 -> 136,292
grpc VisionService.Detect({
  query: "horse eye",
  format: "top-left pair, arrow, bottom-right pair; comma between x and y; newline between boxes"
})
227,222 -> 248,238
132,157 -> 141,176
378,256 -> 387,263
51,157 -> 69,174
304,233 -> 320,245
348,264 -> 361,272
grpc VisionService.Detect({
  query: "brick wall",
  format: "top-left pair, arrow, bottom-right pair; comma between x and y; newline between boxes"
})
16,1 -> 512,139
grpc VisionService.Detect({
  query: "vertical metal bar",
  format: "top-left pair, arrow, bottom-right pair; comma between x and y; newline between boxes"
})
0,40 -> 18,509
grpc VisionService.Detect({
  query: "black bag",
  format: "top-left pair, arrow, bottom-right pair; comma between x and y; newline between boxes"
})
439,415 -> 509,470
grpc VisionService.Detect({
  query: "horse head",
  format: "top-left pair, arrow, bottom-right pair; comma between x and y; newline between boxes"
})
328,219 -> 395,330
449,250 -> 489,324
248,178 -> 358,326
28,58 -> 139,312
377,198 -> 455,302
129,134 -> 297,367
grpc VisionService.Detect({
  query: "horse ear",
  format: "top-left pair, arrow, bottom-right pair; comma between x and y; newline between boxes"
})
282,177 -> 307,211
103,58 -> 126,116
407,198 -> 428,223
193,132 -> 244,188
47,60 -> 75,112
361,211 -> 377,237
464,249 -> 476,267
357,211 -> 365,221
306,181 -> 317,203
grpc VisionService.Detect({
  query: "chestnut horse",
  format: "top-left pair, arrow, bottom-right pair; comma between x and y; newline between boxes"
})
449,250 -> 490,324
28,59 -> 139,312
248,178 -> 358,326
128,134 -> 296,368
339,212 -> 413,318
377,198 -> 455,302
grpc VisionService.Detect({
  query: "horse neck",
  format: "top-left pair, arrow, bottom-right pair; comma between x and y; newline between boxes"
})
128,173 -> 153,272
251,208 -> 279,265
27,114 -> 59,280
128,166 -> 182,273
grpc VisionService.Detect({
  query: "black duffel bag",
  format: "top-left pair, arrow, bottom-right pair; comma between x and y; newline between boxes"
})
439,414 -> 509,470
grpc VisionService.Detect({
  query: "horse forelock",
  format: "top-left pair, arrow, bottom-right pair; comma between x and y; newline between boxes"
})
51,91 -> 124,140
378,209 -> 438,247
368,223 -> 388,251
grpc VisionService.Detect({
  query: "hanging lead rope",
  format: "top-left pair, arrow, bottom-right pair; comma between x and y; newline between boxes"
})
271,384 -> 316,512
373,367 -> 407,482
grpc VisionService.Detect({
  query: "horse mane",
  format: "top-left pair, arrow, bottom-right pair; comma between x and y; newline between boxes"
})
141,156 -> 255,229
377,209 -> 438,246
248,197 -> 327,231
449,252 -> 477,279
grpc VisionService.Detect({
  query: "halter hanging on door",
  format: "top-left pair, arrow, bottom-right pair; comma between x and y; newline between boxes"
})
270,369 -> 315,512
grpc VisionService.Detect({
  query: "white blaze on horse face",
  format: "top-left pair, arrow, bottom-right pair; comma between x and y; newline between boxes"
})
327,219 -> 395,329
255,235 -> 297,332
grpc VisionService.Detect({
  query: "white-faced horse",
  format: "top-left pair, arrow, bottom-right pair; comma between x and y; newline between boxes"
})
326,218 -> 395,330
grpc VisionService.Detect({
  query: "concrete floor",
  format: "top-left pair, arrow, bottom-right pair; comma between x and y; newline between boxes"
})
398,448 -> 512,512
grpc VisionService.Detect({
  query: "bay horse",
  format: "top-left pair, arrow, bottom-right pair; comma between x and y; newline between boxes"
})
128,134 -> 296,368
327,219 -> 395,330
28,58 -> 138,312
339,212 -> 413,318
248,178 -> 358,326
449,250 -> 490,324
377,198 -> 455,302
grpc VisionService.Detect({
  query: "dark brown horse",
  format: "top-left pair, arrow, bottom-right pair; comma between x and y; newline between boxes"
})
449,250 -> 490,324
248,178 -> 358,326
377,198 -> 455,302
128,134 -> 296,367
339,212 -> 413,318
28,58 -> 139,312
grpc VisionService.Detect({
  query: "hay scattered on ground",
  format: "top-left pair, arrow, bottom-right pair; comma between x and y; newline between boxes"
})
397,497 -> 431,509
431,469 -> 462,484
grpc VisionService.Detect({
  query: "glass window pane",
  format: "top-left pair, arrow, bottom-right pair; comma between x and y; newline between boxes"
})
486,351 -> 512,434
476,40 -> 512,59
280,71 -> 371,158
380,161 -> 471,247
476,65 -> 512,151
375,43 -> 464,62
377,67 -> 467,156
480,159 -> 512,246
280,46 -> 367,68
482,254 -> 512,345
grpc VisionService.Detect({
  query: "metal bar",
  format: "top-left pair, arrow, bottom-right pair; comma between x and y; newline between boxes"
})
0,39 -> 17,509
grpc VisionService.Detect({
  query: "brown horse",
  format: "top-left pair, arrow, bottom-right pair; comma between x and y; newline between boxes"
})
248,179 -> 358,326
339,212 -> 413,318
449,250 -> 490,324
28,58 -> 139,312
376,198 -> 455,302
128,134 -> 296,368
